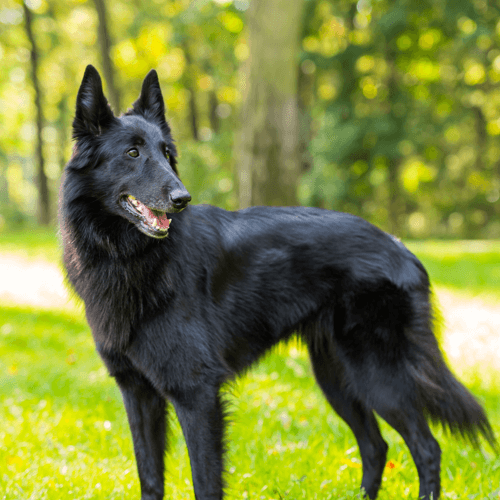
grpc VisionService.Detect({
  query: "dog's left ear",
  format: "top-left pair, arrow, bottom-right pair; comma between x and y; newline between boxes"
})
132,70 -> 166,124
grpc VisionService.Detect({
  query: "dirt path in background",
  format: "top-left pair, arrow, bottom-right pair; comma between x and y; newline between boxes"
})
1,252 -> 499,370
0,253 -> 71,310
437,290 -> 500,372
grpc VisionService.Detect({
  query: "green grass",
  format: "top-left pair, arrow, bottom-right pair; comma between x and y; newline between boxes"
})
1,233 -> 500,498
406,240 -> 500,299
0,227 -> 60,263
1,305 -> 499,499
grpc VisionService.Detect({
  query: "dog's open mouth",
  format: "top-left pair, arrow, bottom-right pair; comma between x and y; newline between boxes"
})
121,195 -> 171,238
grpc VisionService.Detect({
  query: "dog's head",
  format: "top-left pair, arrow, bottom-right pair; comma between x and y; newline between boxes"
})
69,65 -> 191,239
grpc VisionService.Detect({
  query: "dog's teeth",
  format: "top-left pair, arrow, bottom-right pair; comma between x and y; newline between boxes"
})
132,199 -> 138,206
129,195 -> 136,200
152,219 -> 158,228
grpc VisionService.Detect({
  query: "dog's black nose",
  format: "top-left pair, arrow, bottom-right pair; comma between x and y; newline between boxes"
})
170,189 -> 191,210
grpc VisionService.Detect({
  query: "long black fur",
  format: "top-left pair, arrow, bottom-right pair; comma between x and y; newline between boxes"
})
60,65 -> 496,500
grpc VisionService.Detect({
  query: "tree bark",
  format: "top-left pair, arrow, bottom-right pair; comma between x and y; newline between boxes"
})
188,88 -> 200,141
92,0 -> 120,113
23,1 -> 50,225
209,89 -> 220,134
182,41 -> 200,141
57,95 -> 70,171
236,0 -> 305,208
386,46 -> 402,235
472,106 -> 486,173
298,66 -> 314,173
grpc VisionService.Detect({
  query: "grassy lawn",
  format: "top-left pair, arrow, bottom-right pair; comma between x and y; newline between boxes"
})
0,227 -> 61,263
1,231 -> 499,498
407,240 -> 500,299
1,306 -> 499,499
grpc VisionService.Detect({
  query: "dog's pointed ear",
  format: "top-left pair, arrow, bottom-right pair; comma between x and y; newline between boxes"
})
73,65 -> 115,140
132,69 -> 166,124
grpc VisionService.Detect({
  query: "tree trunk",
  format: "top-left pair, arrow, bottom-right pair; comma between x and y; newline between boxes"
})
182,41 -> 200,141
387,157 -> 399,235
23,1 -> 50,225
188,89 -> 200,141
57,95 -> 70,171
92,0 -> 120,113
386,46 -> 402,235
236,0 -> 305,208
472,106 -> 486,173
298,66 -> 314,173
209,89 -> 220,134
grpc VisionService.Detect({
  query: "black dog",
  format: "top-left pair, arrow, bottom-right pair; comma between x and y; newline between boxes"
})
60,65 -> 495,500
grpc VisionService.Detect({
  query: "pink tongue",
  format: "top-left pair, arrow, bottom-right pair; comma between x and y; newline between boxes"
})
157,213 -> 170,229
141,203 -> 170,230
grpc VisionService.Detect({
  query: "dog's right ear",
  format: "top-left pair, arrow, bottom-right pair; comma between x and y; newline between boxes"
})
73,65 -> 115,141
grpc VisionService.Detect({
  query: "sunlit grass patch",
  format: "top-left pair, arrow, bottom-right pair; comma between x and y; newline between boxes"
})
0,227 -> 60,263
1,239 -> 499,497
407,240 -> 500,298
0,306 -> 136,499
1,305 -> 499,499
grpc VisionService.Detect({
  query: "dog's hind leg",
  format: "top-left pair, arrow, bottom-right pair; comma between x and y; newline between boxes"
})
172,384 -> 225,500
114,371 -> 167,500
308,344 -> 388,499
375,405 -> 441,500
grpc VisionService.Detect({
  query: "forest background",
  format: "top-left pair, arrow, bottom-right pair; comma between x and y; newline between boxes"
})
1,0 -> 500,238
2,2 -> 500,498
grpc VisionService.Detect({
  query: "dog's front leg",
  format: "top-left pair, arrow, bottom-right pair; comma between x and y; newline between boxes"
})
172,385 -> 225,500
114,370 -> 167,500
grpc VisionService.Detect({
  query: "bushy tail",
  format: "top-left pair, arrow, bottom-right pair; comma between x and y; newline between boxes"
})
408,307 -> 496,449
406,286 -> 497,452
421,361 -> 497,451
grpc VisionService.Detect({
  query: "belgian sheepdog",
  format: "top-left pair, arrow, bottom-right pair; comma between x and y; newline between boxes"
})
60,65 -> 496,500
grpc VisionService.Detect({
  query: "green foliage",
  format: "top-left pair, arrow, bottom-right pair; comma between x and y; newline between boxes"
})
0,0 -> 243,226
1,0 -> 500,236
179,134 -> 237,210
299,0 -> 500,238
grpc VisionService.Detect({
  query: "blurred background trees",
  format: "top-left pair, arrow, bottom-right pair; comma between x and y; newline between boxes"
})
236,0 -> 304,208
1,0 -> 500,238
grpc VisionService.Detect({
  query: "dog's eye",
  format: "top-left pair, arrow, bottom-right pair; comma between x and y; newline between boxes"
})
127,148 -> 139,158
164,147 -> 170,161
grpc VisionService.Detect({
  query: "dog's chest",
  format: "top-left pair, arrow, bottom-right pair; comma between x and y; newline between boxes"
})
72,252 -> 172,350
